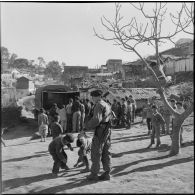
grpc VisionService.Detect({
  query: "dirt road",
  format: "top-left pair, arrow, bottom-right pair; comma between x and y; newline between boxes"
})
2,115 -> 194,194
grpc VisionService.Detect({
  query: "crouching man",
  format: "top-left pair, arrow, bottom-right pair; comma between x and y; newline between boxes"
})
48,134 -> 74,175
74,131 -> 92,173
84,89 -> 112,181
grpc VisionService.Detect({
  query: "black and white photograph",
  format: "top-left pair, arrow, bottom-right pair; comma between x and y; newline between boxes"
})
1,1 -> 194,194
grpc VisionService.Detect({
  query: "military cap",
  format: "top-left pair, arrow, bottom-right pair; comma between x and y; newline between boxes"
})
90,89 -> 103,97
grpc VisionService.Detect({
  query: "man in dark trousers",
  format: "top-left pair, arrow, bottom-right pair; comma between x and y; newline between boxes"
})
84,89 -> 112,181
48,134 -> 74,175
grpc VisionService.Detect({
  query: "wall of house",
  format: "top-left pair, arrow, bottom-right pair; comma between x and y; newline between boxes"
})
16,89 -> 30,99
16,77 -> 29,89
164,56 -> 193,75
1,87 -> 17,108
28,81 -> 35,93
106,59 -> 122,73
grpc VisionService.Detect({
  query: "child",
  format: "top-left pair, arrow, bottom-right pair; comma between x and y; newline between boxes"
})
147,105 -> 165,148
175,101 -> 185,146
38,108 -> 49,142
48,133 -> 74,175
50,115 -> 63,140
126,100 -> 132,129
74,132 -> 92,173
1,128 -> 7,147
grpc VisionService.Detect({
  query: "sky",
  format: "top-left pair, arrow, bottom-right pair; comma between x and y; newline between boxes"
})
1,2 -> 193,68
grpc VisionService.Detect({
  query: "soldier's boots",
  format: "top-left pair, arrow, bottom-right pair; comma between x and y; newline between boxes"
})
86,173 -> 99,181
98,171 -> 111,181
80,167 -> 90,173
61,164 -> 70,170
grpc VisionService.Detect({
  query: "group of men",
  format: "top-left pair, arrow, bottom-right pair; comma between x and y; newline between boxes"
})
47,97 -> 93,135
110,95 -> 137,129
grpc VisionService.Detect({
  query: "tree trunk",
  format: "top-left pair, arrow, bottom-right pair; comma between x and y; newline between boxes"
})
170,120 -> 182,156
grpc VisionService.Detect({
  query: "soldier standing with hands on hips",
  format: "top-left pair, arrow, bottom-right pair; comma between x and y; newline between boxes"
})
84,89 -> 112,181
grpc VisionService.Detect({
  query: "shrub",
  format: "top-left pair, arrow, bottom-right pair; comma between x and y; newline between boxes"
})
178,82 -> 193,100
1,106 -> 23,127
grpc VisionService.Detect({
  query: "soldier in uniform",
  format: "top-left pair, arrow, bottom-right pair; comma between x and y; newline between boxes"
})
84,89 -> 112,181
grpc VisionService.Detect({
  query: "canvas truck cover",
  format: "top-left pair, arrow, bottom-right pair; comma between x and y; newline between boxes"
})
35,85 -> 79,110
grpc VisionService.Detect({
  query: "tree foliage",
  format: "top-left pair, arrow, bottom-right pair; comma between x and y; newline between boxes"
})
13,58 -> 29,69
8,53 -> 18,68
1,46 -> 10,65
45,60 -> 62,79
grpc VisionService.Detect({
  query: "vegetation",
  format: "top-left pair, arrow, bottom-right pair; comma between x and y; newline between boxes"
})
1,47 -> 64,80
1,106 -> 23,128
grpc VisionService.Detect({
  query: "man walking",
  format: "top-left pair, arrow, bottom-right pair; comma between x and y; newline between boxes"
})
85,89 -> 112,181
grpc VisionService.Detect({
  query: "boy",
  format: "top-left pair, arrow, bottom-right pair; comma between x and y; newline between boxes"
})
38,108 -> 49,142
74,132 -> 92,173
50,115 -> 63,140
48,134 -> 74,175
1,128 -> 7,147
147,105 -> 165,148
126,100 -> 132,129
175,101 -> 185,146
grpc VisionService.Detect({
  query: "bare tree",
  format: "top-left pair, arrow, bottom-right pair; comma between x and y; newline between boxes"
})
170,3 -> 194,35
94,3 -> 194,156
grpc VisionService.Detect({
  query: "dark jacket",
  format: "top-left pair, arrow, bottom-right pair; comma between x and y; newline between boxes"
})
50,122 -> 63,139
121,104 -> 127,116
72,100 -> 81,113
48,136 -> 72,161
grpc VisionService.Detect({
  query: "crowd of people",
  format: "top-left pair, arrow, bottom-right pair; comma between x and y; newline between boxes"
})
36,91 -> 190,181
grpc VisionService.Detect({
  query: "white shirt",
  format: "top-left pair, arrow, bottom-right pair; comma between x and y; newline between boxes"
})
58,108 -> 67,120
175,107 -> 185,114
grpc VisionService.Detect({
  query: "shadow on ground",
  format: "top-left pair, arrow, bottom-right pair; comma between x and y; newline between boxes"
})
3,152 -> 50,163
3,171 -> 100,193
112,155 -> 193,178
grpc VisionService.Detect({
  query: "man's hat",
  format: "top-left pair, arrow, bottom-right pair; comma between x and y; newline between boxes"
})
90,89 -> 103,97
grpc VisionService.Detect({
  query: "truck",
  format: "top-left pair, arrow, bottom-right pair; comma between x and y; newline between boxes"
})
34,85 -> 80,112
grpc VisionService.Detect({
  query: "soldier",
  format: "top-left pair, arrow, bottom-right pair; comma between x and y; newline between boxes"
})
84,89 -> 112,181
